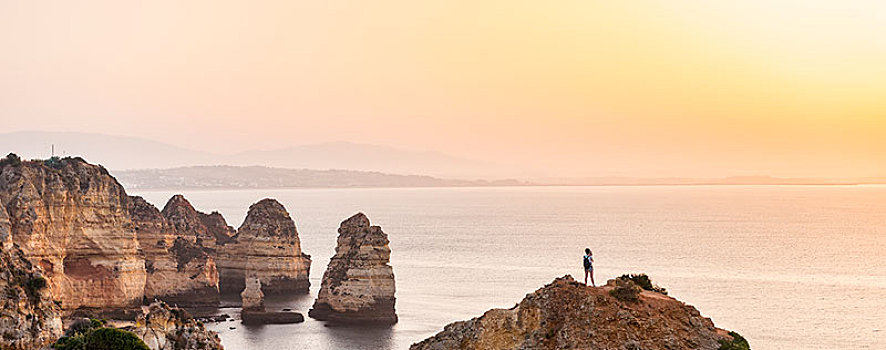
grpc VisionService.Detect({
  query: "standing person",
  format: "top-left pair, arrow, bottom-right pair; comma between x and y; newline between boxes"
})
583,248 -> 595,287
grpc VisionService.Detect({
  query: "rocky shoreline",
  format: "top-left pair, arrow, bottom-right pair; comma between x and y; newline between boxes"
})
0,154 -> 748,349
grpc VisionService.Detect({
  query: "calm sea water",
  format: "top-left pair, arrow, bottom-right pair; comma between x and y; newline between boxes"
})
134,185 -> 886,350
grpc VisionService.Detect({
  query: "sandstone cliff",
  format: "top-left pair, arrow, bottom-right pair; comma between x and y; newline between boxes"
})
0,242 -> 63,350
0,156 -> 146,310
309,213 -> 397,324
161,195 -> 232,251
130,196 -> 219,307
411,275 -> 740,350
132,301 -> 224,350
216,199 -> 311,293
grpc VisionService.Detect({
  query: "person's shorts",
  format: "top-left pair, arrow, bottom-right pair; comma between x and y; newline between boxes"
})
584,267 -> 593,272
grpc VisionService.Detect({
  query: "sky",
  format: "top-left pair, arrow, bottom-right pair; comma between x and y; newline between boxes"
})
1,1 -> 884,179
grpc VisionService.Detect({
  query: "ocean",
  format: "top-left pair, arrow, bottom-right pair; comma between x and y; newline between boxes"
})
134,185 -> 886,350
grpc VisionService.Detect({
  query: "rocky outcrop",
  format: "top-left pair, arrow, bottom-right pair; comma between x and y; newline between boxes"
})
216,199 -> 311,294
133,301 -> 224,350
0,242 -> 63,349
130,196 -> 219,307
161,195 -> 232,251
198,211 -> 235,247
239,277 -> 305,324
309,213 -> 397,324
0,156 -> 146,310
240,277 -> 264,312
411,275 -> 739,350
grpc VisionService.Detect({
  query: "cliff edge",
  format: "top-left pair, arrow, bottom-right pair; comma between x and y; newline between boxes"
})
411,275 -> 746,350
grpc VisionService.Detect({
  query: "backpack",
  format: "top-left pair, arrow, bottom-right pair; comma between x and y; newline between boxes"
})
583,255 -> 592,269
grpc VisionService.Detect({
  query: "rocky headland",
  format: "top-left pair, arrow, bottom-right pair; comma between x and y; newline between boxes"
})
411,275 -> 746,350
216,198 -> 311,294
0,155 -> 147,311
0,154 -> 315,347
309,213 -> 397,324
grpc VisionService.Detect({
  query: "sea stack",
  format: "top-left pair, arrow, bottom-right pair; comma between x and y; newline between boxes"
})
216,199 -> 311,293
130,196 -> 220,307
240,277 -> 264,312
309,213 -> 397,324
240,276 -> 305,324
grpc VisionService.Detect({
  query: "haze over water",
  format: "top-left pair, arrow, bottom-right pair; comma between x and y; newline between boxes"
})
135,185 -> 886,350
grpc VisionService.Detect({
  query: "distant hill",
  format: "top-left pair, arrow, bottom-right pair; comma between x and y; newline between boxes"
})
0,131 -> 519,179
114,165 -> 526,190
0,131 -> 217,169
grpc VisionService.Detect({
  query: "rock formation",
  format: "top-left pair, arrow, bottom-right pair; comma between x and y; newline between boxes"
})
240,277 -> 264,312
0,156 -> 146,310
130,196 -> 219,307
161,195 -> 232,251
132,301 -> 224,350
411,275 -> 741,350
309,213 -> 397,324
239,276 -> 305,324
0,242 -> 64,349
216,199 -> 311,294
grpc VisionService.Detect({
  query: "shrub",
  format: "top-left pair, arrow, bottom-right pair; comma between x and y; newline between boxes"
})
52,319 -> 148,350
0,153 -> 21,167
618,274 -> 667,294
44,156 -> 63,169
718,331 -> 751,350
27,276 -> 47,291
83,328 -> 149,350
609,278 -> 641,302
23,276 -> 48,301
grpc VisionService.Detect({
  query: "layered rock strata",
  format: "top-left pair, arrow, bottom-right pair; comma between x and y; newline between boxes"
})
132,301 -> 224,350
216,199 -> 311,293
0,242 -> 64,349
161,195 -> 232,251
309,213 -> 397,324
130,196 -> 219,307
411,275 -> 739,350
0,157 -> 146,310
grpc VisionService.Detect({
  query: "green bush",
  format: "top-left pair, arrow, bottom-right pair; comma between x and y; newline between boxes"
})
83,328 -> 149,350
618,274 -> 667,294
0,153 -> 22,167
27,276 -> 47,291
52,320 -> 148,350
44,156 -> 63,169
718,331 -> 751,350
609,278 -> 641,302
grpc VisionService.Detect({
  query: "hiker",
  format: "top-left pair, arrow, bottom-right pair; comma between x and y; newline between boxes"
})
583,248 -> 595,287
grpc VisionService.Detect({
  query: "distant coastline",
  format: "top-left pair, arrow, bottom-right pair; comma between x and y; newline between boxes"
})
115,165 -> 878,191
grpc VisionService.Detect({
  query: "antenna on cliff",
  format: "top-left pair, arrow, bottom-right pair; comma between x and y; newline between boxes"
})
51,144 -> 55,158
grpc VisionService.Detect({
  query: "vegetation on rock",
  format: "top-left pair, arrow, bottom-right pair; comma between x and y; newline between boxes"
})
718,331 -> 751,350
52,319 -> 149,350
609,277 -> 642,302
0,153 -> 21,167
618,273 -> 668,294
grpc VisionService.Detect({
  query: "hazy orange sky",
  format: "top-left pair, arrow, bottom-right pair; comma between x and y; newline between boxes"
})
1,1 -> 884,179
